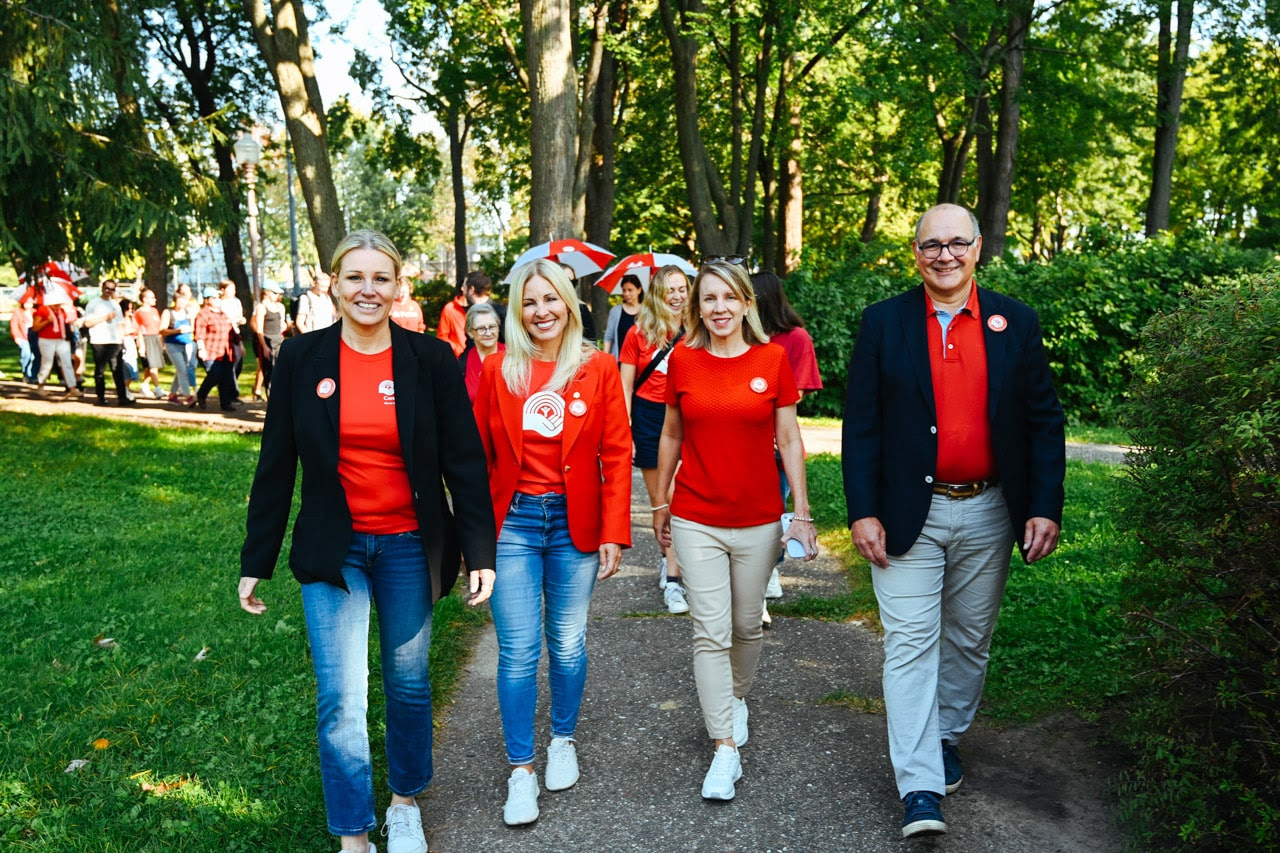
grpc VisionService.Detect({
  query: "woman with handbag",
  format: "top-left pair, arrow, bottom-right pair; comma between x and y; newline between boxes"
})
619,264 -> 690,612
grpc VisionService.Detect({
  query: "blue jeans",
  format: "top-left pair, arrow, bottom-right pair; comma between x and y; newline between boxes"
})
490,492 -> 598,765
300,531 -> 434,836
17,340 -> 34,382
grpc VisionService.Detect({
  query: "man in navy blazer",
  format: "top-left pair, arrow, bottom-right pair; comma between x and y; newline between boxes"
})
842,204 -> 1065,838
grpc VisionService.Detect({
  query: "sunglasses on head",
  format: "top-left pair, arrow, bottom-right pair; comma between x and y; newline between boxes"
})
701,255 -> 747,266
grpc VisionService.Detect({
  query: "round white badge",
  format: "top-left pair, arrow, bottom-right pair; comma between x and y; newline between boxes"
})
987,314 -> 1008,332
750,377 -> 767,393
569,399 -> 587,417
316,378 -> 336,398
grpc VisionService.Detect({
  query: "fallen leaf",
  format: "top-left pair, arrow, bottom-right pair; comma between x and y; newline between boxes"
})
193,646 -> 209,662
64,759 -> 89,773
93,635 -> 117,649
92,738 -> 110,750
140,776 -> 191,795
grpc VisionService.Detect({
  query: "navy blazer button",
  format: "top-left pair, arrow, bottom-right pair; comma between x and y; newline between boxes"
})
925,476 -> 934,484
930,426 -> 937,434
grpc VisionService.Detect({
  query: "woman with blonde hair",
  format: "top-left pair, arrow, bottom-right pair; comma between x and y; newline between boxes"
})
619,264 -> 690,612
240,229 -> 496,853
653,259 -> 818,801
472,258 -> 631,826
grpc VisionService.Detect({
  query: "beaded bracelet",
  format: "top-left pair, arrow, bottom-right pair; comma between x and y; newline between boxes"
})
790,515 -> 815,523
650,504 -> 670,512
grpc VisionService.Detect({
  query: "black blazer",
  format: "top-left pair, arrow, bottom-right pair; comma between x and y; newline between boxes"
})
241,321 -> 497,598
842,285 -> 1065,561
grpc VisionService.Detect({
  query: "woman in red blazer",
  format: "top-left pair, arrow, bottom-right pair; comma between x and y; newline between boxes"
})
472,258 -> 632,827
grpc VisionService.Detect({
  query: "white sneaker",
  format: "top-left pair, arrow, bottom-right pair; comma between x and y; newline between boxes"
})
658,556 -> 668,590
383,803 -> 427,853
503,768 -> 540,825
340,845 -> 376,853
765,568 -> 783,599
544,736 -> 580,791
732,696 -> 749,746
700,744 -> 742,800
664,584 -> 689,614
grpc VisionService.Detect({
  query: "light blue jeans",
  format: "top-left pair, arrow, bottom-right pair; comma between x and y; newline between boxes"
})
300,531 -> 434,836
490,492 -> 598,765
872,486 -> 1014,798
164,341 -> 193,395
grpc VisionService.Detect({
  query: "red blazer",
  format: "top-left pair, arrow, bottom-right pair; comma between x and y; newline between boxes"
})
474,349 -> 632,552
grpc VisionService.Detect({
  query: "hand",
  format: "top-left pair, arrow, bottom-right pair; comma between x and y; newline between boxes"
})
1022,517 -> 1061,564
782,518 -> 819,562
467,568 -> 495,605
652,507 -> 672,549
597,543 -> 621,579
238,576 -> 267,614
851,517 -> 890,569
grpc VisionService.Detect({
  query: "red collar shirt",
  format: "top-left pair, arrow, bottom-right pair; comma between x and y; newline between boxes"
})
926,283 -> 995,484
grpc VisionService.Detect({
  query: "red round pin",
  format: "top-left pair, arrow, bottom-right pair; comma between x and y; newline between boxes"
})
987,314 -> 1007,332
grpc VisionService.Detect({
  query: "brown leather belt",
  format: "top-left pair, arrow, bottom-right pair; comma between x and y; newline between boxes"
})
931,479 -> 997,499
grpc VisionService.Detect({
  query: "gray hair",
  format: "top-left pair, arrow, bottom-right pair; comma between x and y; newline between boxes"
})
465,301 -> 501,334
913,204 -> 981,242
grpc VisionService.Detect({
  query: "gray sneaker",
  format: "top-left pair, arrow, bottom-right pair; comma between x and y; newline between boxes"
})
383,803 -> 426,853
544,736 -> 580,791
503,768 -> 540,826
765,568 -> 783,599
664,583 -> 689,614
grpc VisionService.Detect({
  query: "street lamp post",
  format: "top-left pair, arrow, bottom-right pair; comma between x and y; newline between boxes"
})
232,133 -> 263,301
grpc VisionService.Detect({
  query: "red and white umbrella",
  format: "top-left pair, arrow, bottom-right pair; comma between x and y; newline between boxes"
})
503,239 -> 616,284
593,253 -> 697,295
17,262 -> 85,306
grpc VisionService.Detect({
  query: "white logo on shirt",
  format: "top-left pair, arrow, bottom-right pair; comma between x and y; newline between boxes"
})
523,390 -> 564,437
378,379 -> 395,404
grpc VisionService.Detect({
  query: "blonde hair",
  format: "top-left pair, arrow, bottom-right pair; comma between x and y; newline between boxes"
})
684,260 -> 768,350
502,259 -> 586,395
636,265 -> 687,349
330,229 -> 403,282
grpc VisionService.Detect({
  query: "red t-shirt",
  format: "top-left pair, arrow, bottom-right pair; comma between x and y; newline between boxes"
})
769,327 -> 823,392
927,285 -> 995,483
515,360 -> 568,495
665,343 -> 799,527
390,298 -> 426,334
33,305 -> 66,340
619,326 -> 675,403
136,306 -> 162,335
337,341 -> 418,533
435,296 -> 466,355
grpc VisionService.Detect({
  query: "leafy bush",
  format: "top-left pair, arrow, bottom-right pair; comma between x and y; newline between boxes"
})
789,230 -> 1273,423
1115,274 -> 1280,848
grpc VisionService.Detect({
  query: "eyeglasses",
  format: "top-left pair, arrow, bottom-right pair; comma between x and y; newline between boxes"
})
472,325 -> 499,335
702,255 -> 746,266
915,239 -> 976,259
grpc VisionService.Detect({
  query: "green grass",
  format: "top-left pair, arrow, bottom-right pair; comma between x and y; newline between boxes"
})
786,454 -> 1135,722
1065,424 -> 1129,446
0,412 -> 486,851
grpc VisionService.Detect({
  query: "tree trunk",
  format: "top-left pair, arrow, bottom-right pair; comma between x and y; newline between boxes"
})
585,1 -> 624,250
521,0 -> 579,243
776,68 -> 803,276
448,111 -> 469,286
978,2 -> 1029,264
243,0 -> 344,270
1145,0 -> 1194,237
861,181 -> 883,244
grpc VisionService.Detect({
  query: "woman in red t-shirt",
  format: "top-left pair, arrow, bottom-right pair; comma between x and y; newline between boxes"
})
653,259 -> 819,802
239,229 -> 496,853
473,259 -> 631,827
135,288 -> 165,398
619,264 -> 691,613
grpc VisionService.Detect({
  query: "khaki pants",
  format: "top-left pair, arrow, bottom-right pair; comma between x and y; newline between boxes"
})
671,516 -> 781,739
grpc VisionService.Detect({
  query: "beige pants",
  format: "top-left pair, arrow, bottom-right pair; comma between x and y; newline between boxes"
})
671,515 -> 782,739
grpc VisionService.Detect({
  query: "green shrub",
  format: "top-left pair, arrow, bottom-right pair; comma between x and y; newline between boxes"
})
1115,274 -> 1280,849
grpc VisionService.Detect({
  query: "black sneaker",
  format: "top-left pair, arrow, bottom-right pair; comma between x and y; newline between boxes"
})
901,790 -> 947,838
942,740 -> 963,794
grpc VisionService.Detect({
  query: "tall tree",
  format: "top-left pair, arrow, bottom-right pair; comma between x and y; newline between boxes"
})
521,0 -> 579,242
242,0 -> 344,269
1144,0 -> 1194,236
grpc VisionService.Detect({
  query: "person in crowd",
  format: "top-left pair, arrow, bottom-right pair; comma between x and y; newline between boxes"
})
750,271 -> 824,620
603,274 -> 643,361
31,299 -> 77,396
80,279 -> 134,407
652,259 -> 818,802
192,287 -> 238,412
10,297 -> 34,382
391,275 -> 427,334
160,287 -> 197,405
250,281 -> 291,400
295,269 -> 337,333
462,270 -> 506,340
119,298 -> 142,395
842,203 -> 1065,838
435,277 -> 467,354
219,279 -> 246,398
619,265 -> 690,612
135,288 -> 165,399
239,229 -> 496,853
471,259 -> 631,827
458,302 -> 505,402
67,301 -> 87,387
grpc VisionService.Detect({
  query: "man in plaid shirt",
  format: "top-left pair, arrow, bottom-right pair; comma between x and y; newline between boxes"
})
192,287 -> 239,411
